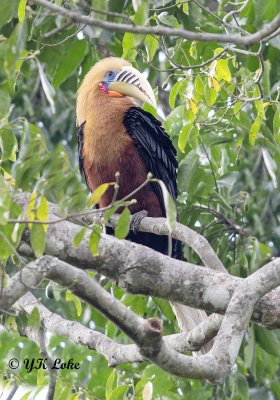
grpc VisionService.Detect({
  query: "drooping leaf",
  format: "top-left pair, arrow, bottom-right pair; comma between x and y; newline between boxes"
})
122,33 -> 137,62
158,12 -> 180,28
145,34 -> 158,62
88,226 -> 102,256
0,0 -> 19,27
255,326 -> 280,357
249,116 -> 262,146
88,183 -> 113,207
158,181 -> 177,233
18,0 -> 27,22
37,195 -> 49,232
0,128 -> 17,161
115,208 -> 131,239
106,369 -> 117,400
30,223 -> 46,257
53,39 -> 88,87
28,306 -> 40,330
73,227 -> 87,248
215,59 -> 231,82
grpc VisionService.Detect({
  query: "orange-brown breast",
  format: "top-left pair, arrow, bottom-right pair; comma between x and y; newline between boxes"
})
82,92 -> 163,218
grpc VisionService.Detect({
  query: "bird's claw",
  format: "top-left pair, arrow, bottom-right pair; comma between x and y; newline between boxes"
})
130,210 -> 148,233
98,210 -> 105,220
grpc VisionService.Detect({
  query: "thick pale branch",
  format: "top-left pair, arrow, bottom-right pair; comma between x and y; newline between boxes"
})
28,0 -> 280,47
13,192 -> 280,327
82,213 -> 226,273
13,292 -> 219,366
14,292 -> 145,366
18,226 -> 279,328
6,256 -> 280,380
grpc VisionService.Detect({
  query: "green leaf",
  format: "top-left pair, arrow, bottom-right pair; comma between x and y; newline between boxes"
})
233,101 -> 243,119
244,325 -> 255,370
89,226 -> 102,256
178,110 -> 195,153
145,34 -> 158,62
164,105 -> 187,137
178,124 -> 191,153
0,128 -> 17,161
28,306 -> 40,330
273,105 -> 280,146
132,0 -> 149,26
215,59 -> 231,82
37,195 -> 49,231
37,364 -> 48,387
179,0 -> 189,15
106,370 -> 117,400
18,0 -> 27,21
255,0 -> 280,24
255,325 -> 280,357
122,32 -> 137,62
0,0 -> 19,27
261,60 -> 271,97
194,76 -> 204,100
232,374 -> 249,400
115,208 -> 131,239
189,41 -> 197,60
37,61 -> 56,113
88,183 -> 112,207
104,206 -> 118,223
108,385 -> 128,400
204,87 -> 218,106
73,227 -> 87,248
169,79 -> 187,109
158,12 -> 180,28
158,181 -> 177,233
153,298 -> 174,320
5,22 -> 26,72
30,223 -> 46,257
53,39 -> 87,87
0,87 -> 11,118
188,125 -> 199,148
66,291 -> 82,317
249,116 -> 262,146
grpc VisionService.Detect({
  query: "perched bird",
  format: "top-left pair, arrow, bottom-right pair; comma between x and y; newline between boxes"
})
76,57 -> 180,257
76,57 -> 209,352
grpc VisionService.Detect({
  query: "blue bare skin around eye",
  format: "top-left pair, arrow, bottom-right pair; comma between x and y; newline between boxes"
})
102,71 -> 117,89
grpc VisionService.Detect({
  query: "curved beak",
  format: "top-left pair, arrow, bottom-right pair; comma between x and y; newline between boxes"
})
108,66 -> 157,109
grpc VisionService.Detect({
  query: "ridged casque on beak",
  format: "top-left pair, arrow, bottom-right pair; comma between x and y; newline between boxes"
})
108,66 -> 157,109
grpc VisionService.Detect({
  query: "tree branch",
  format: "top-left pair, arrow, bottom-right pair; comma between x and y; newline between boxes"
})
13,192 -> 280,328
12,291 -> 219,366
4,255 -> 280,380
28,0 -> 280,47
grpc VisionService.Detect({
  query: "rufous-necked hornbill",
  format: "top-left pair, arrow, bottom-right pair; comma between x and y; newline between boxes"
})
76,57 -> 210,353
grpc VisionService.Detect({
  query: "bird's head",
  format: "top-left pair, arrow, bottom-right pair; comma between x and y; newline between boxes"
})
77,57 -> 156,125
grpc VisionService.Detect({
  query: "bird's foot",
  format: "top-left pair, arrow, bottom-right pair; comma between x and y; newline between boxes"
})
130,210 -> 148,233
98,210 -> 105,220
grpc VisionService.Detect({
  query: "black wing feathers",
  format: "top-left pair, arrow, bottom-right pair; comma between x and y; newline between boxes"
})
124,107 -> 178,208
124,107 -> 181,259
77,121 -> 88,185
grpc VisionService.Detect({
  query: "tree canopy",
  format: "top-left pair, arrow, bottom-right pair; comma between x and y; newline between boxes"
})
0,0 -> 280,399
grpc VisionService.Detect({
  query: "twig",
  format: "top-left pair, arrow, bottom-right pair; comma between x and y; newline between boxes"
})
44,21 -> 74,37
28,0 -> 280,47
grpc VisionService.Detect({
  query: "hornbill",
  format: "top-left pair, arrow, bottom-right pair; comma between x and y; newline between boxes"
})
76,57 -> 209,352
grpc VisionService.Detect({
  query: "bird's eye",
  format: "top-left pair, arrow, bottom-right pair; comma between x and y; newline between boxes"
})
107,70 -> 114,77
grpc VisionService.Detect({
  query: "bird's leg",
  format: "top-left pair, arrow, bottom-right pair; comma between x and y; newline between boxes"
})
130,210 -> 148,233
98,210 -> 105,220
